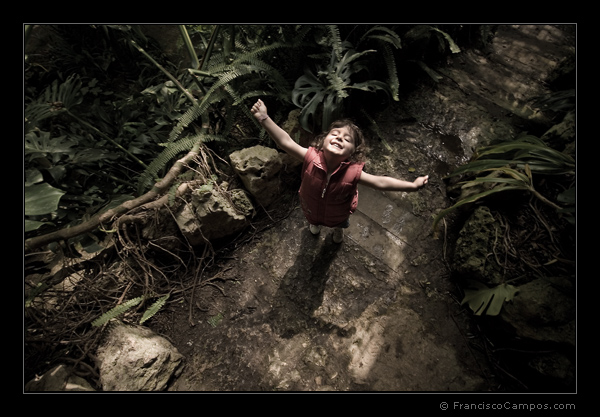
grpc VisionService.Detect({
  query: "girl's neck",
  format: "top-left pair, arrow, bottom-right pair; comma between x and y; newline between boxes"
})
322,150 -> 346,174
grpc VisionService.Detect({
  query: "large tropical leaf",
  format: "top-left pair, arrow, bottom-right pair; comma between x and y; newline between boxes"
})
25,183 -> 66,217
24,131 -> 77,163
292,45 -> 390,132
472,135 -> 575,175
461,280 -> 519,316
292,69 -> 329,132
25,74 -> 84,133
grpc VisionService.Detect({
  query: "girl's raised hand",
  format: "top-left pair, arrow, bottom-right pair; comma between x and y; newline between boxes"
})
251,99 -> 268,121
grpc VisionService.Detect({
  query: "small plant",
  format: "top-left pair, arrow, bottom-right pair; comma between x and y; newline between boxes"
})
91,296 -> 143,327
207,312 -> 223,327
433,134 -> 575,234
91,294 -> 170,327
292,25 -> 402,132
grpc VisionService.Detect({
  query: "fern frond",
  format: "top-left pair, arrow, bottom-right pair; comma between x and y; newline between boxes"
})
359,25 -> 403,49
167,65 -> 254,144
170,41 -> 293,144
382,44 -> 400,101
92,296 -> 143,327
140,294 -> 170,324
169,63 -> 276,143
233,42 -> 292,67
292,25 -> 313,45
357,26 -> 402,102
167,97 -> 214,143
326,25 -> 343,60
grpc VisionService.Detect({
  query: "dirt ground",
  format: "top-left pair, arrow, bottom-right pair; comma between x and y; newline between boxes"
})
150,165 -> 494,392
146,24 -> 575,392
148,100 -> 501,391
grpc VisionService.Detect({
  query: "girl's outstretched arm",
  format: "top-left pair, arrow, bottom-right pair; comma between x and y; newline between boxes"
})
251,99 -> 307,162
359,171 -> 428,191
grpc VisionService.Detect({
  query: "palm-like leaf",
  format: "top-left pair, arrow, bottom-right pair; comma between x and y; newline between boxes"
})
461,280 -> 518,316
433,135 -> 574,234
293,44 -> 391,132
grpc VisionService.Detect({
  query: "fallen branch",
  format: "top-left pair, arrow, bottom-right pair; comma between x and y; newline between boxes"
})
25,143 -> 203,252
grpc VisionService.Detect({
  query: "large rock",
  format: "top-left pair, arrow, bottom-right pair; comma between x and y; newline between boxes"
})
281,108 -> 313,147
229,145 -> 284,208
500,277 -> 575,347
95,322 -> 184,391
175,182 -> 254,245
452,206 -> 503,285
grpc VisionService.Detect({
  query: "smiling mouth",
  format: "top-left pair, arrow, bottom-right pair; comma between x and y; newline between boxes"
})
331,142 -> 342,149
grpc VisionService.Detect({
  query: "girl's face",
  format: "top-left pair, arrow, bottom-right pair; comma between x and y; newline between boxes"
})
323,126 -> 355,160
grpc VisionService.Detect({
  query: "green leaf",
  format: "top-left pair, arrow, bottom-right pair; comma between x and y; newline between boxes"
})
140,294 -> 170,325
25,219 -> 54,233
25,183 -> 66,216
557,187 -> 575,204
431,27 -> 461,53
24,131 -> 77,163
91,296 -> 143,327
461,280 -> 518,316
432,185 -> 525,232
208,312 -> 223,327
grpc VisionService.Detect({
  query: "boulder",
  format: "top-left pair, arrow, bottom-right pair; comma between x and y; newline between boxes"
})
281,108 -> 313,147
25,364 -> 95,391
175,182 -> 254,245
528,351 -> 575,388
500,277 -> 575,347
452,206 -> 503,285
95,322 -> 184,391
229,145 -> 284,208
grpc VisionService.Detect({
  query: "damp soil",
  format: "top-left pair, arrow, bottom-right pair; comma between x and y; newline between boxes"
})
147,106 -> 499,392
145,25 -> 576,392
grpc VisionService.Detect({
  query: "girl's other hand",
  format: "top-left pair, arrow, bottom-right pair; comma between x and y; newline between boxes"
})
415,175 -> 429,189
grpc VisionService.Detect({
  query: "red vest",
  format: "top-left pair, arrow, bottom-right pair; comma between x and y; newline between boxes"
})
299,147 -> 364,227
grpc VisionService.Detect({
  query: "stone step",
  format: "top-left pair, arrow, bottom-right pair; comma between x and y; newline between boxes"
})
346,185 -> 419,272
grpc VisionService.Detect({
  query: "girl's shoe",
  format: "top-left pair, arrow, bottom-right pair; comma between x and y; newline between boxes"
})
333,228 -> 344,243
309,224 -> 322,235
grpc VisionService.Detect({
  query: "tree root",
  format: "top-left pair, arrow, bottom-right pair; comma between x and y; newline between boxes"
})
25,144 -> 204,252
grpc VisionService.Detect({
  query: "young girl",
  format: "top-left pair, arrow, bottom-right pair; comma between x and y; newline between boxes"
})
251,99 -> 428,243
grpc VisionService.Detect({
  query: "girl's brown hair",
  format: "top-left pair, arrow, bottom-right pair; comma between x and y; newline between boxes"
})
311,119 -> 367,163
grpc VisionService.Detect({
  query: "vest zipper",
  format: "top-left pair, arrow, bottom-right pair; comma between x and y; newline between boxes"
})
322,176 -> 332,198
321,162 -> 345,198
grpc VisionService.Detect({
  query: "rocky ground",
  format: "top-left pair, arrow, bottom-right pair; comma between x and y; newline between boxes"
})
155,184 -> 488,391
145,25 -> 575,392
